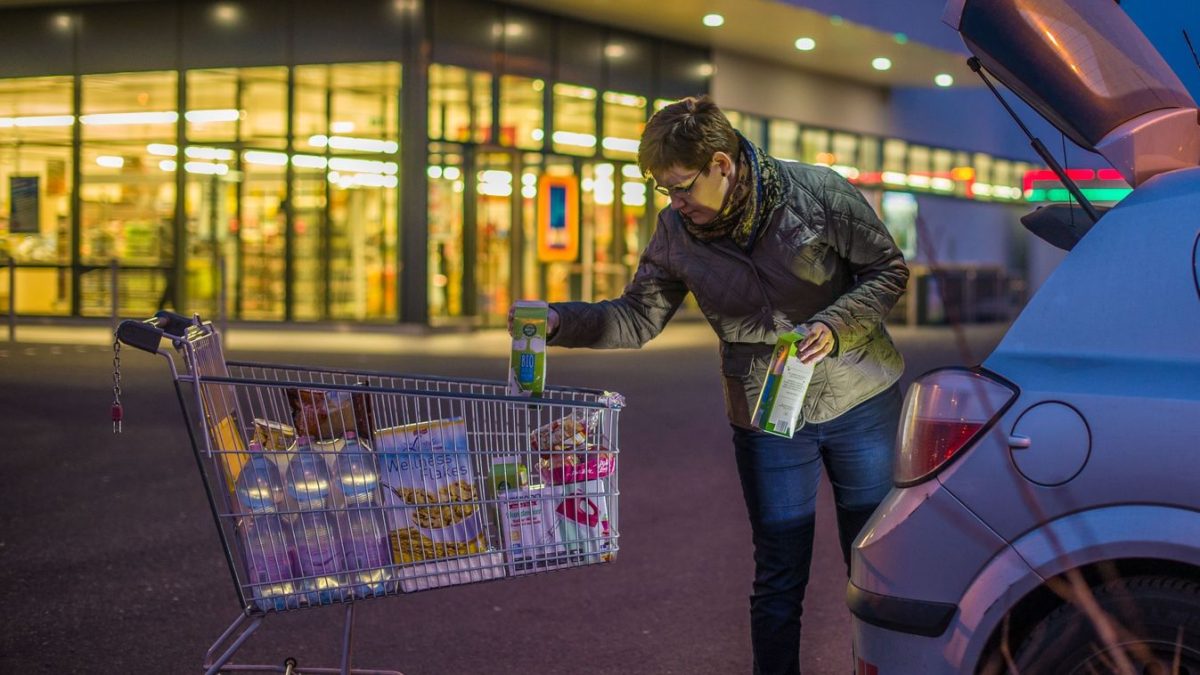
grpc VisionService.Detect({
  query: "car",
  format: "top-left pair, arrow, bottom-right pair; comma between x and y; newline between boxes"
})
847,1 -> 1200,673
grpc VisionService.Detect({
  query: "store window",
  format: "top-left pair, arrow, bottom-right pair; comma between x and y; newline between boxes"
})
601,91 -> 645,161
768,119 -> 802,162
429,64 -> 492,144
882,139 -> 908,186
857,136 -> 881,177
907,144 -> 932,190
188,67 -> 289,321
931,148 -> 954,193
0,75 -> 73,315
499,75 -> 544,150
80,71 -> 177,317
294,62 -> 401,321
802,128 -> 831,165
428,144 -> 465,319
552,83 -> 596,156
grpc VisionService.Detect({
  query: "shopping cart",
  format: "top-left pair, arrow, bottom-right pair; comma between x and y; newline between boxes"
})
114,312 -> 623,675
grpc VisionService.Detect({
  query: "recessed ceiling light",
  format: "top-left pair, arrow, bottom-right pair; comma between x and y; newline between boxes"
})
702,14 -> 724,27
795,37 -> 816,51
935,73 -> 954,87
872,57 -> 892,71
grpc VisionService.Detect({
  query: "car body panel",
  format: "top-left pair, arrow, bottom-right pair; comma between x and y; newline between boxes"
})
852,479 -> 1009,604
853,542 -> 1042,675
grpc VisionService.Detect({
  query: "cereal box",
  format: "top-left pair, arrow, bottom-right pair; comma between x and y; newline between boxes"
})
377,418 -> 498,589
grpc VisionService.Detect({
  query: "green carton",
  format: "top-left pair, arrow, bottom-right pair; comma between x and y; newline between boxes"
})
752,330 -> 815,438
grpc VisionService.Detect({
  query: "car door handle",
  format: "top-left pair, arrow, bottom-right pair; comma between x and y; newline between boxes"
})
1008,434 -> 1032,449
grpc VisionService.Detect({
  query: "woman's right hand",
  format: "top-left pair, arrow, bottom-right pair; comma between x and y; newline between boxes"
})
507,304 -> 560,336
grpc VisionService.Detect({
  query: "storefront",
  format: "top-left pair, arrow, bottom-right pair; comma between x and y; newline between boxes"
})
0,0 -> 1048,326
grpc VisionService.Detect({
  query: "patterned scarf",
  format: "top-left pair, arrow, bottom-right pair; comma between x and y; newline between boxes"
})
681,132 -> 784,250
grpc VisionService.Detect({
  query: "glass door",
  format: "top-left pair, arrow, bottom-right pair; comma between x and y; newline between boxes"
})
474,149 -> 515,326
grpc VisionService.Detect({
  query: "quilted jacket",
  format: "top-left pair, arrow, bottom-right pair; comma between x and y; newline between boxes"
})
549,161 -> 909,429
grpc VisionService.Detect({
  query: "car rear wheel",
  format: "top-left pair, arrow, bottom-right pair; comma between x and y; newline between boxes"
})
1008,576 -> 1200,675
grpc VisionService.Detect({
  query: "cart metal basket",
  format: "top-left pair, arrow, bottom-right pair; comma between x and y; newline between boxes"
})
115,312 -> 623,675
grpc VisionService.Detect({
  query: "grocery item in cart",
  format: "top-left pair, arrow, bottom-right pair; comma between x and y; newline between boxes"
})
531,411 -> 616,485
234,441 -> 288,515
210,413 -> 250,493
552,480 -> 614,563
234,443 -> 300,611
284,436 -> 348,605
496,485 -> 567,574
286,386 -> 374,442
332,431 -> 395,598
252,417 -> 297,468
530,412 -> 616,563
377,418 -> 495,590
508,300 -> 548,397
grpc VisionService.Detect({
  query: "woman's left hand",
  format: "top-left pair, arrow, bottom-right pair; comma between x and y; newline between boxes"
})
795,322 -> 836,365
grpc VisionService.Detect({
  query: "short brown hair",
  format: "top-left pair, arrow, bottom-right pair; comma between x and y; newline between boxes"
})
637,96 -> 739,178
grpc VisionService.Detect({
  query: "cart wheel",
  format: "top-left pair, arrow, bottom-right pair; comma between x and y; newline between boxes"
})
283,657 -> 298,675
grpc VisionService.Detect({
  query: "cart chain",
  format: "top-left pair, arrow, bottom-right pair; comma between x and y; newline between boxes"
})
111,336 -> 123,434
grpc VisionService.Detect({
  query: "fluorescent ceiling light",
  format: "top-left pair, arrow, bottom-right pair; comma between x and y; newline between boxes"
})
186,146 -> 235,160
309,134 -> 398,153
184,109 -> 240,123
244,150 -> 288,166
602,137 -> 640,153
291,154 -> 328,169
702,14 -> 724,27
794,37 -> 816,51
935,73 -> 954,87
553,131 -> 597,148
81,111 -> 178,125
96,155 -> 125,168
147,143 -> 177,156
184,161 -> 229,176
0,115 -> 75,128
872,57 -> 893,71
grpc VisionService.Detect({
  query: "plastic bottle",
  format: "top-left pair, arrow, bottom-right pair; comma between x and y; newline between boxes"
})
233,442 -> 299,611
284,435 -> 346,605
333,431 -> 395,598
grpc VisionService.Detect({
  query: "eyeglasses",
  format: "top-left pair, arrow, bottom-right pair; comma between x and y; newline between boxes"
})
653,161 -> 711,197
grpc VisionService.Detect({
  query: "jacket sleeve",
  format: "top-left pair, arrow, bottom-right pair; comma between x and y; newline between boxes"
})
549,214 -> 689,349
809,170 -> 910,355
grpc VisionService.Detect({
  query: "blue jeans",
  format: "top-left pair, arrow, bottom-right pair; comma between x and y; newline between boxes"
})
732,383 -> 902,675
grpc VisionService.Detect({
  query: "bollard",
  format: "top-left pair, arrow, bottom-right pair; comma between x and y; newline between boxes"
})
110,259 -> 119,336
7,258 -> 14,343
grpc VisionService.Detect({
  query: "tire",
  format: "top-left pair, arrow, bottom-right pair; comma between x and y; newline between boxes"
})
1009,575 -> 1200,675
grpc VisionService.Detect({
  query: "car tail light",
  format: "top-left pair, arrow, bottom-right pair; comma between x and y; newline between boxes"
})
894,368 -> 1016,486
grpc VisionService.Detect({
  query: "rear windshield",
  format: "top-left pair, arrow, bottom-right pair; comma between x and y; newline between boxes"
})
960,0 -> 1194,149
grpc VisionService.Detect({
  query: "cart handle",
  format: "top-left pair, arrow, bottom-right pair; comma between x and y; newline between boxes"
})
115,310 -> 194,353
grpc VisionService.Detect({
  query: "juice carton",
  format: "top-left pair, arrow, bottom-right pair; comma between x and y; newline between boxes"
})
508,300 -> 548,397
752,329 -> 816,438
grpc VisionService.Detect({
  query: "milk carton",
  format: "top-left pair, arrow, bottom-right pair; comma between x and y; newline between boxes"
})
752,330 -> 815,438
508,300 -> 548,397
